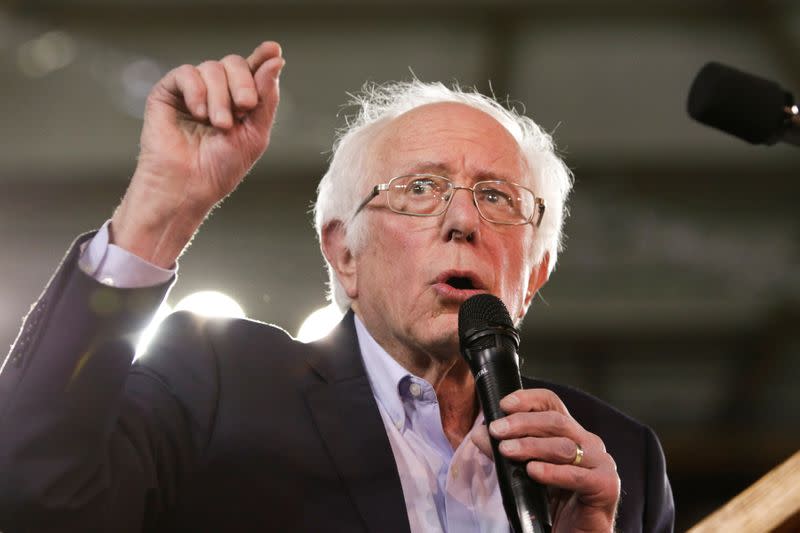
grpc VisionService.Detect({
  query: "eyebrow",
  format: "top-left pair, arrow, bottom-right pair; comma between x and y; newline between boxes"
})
403,161 -> 514,183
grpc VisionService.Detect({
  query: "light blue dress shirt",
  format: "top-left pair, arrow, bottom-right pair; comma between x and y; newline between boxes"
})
354,317 -> 509,533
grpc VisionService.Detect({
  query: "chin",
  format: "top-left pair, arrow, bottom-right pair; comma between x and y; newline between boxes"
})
427,311 -> 458,335
418,320 -> 461,358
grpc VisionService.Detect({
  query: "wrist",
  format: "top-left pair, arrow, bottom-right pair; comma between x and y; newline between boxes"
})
110,178 -> 210,268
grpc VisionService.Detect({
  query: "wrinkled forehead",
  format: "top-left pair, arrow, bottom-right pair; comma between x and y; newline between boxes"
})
368,102 -> 532,186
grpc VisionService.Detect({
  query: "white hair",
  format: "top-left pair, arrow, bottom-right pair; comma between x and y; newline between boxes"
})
313,80 -> 573,312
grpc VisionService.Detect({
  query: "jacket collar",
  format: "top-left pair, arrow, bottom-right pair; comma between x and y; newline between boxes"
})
303,309 -> 411,533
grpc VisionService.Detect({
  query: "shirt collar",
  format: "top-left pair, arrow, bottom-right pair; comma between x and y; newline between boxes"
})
354,314 -> 412,431
354,314 -> 487,435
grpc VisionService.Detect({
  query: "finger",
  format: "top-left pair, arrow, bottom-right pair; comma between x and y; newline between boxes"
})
526,461 -> 620,506
500,388 -> 570,416
498,436 -> 587,466
249,55 -> 285,130
220,54 -> 258,110
246,41 -> 282,72
197,60 -> 233,129
490,410 -> 583,441
470,424 -> 493,459
158,64 -> 207,119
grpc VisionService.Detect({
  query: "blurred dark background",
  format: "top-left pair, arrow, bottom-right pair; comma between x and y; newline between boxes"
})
1,0 -> 798,530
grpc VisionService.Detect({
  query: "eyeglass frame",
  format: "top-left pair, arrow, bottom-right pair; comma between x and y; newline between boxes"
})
352,173 -> 546,227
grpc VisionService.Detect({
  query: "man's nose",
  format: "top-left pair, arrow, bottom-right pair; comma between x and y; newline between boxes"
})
441,187 -> 480,243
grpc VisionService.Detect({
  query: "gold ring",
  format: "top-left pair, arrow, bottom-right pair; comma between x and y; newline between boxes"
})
572,442 -> 584,466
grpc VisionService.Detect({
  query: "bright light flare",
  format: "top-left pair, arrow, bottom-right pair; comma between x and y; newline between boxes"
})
297,303 -> 344,343
134,291 -> 245,359
135,302 -> 172,359
174,291 -> 246,318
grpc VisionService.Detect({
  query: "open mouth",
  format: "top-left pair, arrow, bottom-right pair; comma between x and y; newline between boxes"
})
445,276 -> 476,290
434,271 -> 485,294
433,271 -> 486,301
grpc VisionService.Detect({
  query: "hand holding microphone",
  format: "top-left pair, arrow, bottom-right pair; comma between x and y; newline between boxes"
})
460,295 -> 620,533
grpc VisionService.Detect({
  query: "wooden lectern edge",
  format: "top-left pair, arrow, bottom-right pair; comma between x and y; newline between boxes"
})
687,450 -> 800,533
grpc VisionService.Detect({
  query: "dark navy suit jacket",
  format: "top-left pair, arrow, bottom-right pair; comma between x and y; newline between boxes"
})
0,234 -> 674,532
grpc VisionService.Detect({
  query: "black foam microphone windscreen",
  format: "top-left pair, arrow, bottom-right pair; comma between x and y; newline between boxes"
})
687,61 -> 794,145
458,293 -> 517,351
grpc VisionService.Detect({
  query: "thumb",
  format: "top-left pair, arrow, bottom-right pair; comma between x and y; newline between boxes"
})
471,424 -> 494,459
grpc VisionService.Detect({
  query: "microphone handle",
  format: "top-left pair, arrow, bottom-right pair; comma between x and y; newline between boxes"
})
471,346 -> 552,533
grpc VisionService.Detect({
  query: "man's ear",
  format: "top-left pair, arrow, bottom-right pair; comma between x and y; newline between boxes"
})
321,220 -> 358,299
521,253 -> 550,315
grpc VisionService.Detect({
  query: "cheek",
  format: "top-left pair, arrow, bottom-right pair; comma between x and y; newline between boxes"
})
497,236 -> 537,309
380,215 -> 430,258
383,232 -> 429,292
359,223 -> 426,302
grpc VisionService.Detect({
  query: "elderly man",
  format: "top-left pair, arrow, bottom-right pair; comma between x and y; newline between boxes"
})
0,42 -> 673,532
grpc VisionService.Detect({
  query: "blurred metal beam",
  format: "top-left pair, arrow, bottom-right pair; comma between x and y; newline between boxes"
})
741,0 -> 800,89
4,0 -> 769,25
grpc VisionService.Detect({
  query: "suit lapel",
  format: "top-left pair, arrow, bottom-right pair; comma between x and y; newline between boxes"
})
304,311 -> 411,533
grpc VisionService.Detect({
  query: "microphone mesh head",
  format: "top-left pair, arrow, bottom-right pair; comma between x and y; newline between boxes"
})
687,61 -> 792,145
458,294 -> 514,347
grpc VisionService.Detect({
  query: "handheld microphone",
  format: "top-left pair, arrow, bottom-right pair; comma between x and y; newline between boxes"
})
687,61 -> 800,147
458,294 -> 551,533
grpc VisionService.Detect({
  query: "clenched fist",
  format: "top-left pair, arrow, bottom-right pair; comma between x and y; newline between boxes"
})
111,42 -> 285,267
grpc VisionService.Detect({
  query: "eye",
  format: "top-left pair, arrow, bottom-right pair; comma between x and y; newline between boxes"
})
480,188 -> 514,207
407,178 -> 438,195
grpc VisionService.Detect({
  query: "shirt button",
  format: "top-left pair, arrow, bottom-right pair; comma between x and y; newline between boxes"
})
101,277 -> 115,287
409,382 -> 422,397
451,467 -> 459,480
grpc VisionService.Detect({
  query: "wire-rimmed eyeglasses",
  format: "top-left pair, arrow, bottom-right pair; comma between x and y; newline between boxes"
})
353,174 -> 546,227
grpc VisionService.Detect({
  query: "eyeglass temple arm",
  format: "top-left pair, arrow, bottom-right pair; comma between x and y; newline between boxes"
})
354,183 -> 390,216
534,198 -> 546,227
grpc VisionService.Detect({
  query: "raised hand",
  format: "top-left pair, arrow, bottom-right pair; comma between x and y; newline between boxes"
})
111,42 -> 285,267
